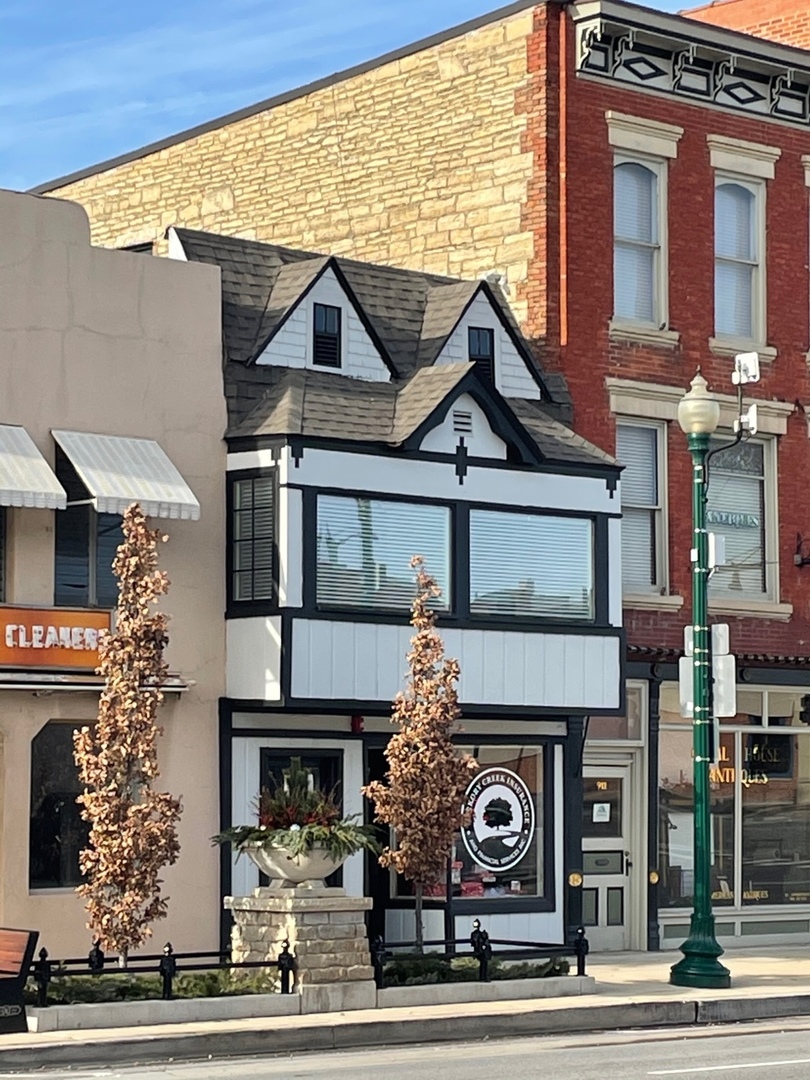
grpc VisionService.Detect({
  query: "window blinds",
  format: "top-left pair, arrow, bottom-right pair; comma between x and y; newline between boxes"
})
715,183 -> 756,338
616,424 -> 658,589
317,496 -> 450,609
707,441 -> 765,596
470,509 -> 593,619
614,162 -> 658,323
233,476 -> 275,601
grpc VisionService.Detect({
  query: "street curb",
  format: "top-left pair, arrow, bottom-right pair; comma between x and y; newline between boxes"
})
1,996 -> 808,1069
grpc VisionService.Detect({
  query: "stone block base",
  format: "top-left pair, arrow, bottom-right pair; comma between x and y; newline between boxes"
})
224,887 -> 375,990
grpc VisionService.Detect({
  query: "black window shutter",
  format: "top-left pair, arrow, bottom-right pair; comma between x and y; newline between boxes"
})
314,304 -> 342,368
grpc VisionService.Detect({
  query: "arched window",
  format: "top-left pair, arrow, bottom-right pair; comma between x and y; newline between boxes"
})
613,161 -> 660,324
715,181 -> 758,340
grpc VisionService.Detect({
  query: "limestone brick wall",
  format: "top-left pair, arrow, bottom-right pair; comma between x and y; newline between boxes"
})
48,11 -> 536,323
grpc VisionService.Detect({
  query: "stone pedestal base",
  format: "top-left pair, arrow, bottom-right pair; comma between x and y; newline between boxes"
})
224,887 -> 375,1012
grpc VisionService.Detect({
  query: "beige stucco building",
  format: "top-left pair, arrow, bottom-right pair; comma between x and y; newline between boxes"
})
0,188 -> 226,955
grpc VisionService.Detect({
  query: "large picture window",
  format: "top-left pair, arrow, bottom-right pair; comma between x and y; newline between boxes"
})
54,449 -> 122,608
231,475 -> 275,603
658,687 -> 810,911
29,721 -> 88,890
316,496 -> 450,610
396,745 -> 546,902
470,509 -> 593,619
707,439 -> 767,597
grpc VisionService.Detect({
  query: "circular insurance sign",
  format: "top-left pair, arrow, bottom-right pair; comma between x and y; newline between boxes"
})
460,767 -> 535,872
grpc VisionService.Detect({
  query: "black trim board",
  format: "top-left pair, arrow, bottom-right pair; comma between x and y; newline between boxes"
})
225,433 -> 621,483
31,0 -> 541,195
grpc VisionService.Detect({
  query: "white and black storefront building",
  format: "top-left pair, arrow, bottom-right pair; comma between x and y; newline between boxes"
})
173,229 -> 625,950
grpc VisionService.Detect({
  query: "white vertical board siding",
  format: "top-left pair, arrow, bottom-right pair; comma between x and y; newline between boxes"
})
453,745 -> 565,945
230,737 -> 364,898
292,620 -> 621,709
419,393 -> 507,459
277,485 -> 303,607
257,269 -> 389,381
226,617 -> 282,700
435,292 -> 541,401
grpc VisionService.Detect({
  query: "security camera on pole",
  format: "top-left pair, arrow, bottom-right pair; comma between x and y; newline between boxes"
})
670,352 -> 759,990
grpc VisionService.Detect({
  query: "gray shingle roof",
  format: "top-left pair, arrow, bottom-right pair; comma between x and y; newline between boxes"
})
173,228 -> 545,385
174,229 -> 614,470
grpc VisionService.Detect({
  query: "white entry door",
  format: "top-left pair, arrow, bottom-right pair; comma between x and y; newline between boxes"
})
582,764 -> 634,951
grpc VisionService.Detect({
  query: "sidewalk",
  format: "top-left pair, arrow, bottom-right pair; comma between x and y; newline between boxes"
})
3,948 -> 810,1071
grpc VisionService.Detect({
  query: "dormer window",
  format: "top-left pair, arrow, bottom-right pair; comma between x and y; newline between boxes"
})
468,327 -> 494,382
314,303 -> 341,368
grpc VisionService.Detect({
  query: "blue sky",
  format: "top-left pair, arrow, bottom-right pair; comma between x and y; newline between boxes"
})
2,0 -> 685,192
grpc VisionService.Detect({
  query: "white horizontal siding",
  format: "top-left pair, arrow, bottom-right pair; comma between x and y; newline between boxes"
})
257,268 -> 389,381
291,620 -> 621,709
226,616 -> 282,700
436,292 -> 540,400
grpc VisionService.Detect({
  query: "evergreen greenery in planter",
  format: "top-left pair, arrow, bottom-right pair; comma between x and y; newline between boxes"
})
213,757 -> 380,863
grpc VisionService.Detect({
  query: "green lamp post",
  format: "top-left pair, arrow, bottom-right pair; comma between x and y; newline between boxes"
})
670,372 -> 731,990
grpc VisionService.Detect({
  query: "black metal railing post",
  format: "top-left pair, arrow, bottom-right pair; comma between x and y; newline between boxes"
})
159,943 -> 177,1001
470,919 -> 492,982
33,948 -> 52,1008
277,939 -> 295,995
574,926 -> 589,977
88,939 -> 105,974
370,935 -> 387,990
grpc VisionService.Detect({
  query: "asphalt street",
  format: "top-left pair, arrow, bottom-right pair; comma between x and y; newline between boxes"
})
5,1019 -> 810,1079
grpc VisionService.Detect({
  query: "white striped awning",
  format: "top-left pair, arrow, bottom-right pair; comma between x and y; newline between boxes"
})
52,430 -> 200,521
0,425 -> 66,509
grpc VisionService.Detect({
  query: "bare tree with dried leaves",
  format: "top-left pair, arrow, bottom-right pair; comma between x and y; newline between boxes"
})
363,557 -> 477,951
73,504 -> 182,965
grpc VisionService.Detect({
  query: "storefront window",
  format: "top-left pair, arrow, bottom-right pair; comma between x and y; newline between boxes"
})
742,733 -> 810,905
29,722 -> 88,890
658,726 -> 734,908
659,686 -> 810,911
396,745 -> 546,901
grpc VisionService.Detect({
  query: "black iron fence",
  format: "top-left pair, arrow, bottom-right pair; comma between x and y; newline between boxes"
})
30,941 -> 295,1007
371,921 -> 589,988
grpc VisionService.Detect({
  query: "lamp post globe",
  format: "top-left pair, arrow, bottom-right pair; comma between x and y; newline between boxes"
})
677,372 -> 721,436
670,370 -> 731,990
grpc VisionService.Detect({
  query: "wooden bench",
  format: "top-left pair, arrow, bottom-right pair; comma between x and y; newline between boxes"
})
0,928 -> 38,1034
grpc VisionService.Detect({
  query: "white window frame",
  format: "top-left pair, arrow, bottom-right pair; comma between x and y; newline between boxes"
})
612,154 -> 669,334
707,433 -> 778,606
616,418 -> 669,600
713,174 -> 767,351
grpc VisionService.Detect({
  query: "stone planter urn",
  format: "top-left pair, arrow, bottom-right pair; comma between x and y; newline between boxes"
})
245,842 -> 347,888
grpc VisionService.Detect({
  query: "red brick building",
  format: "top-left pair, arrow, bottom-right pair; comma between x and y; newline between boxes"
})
33,0 -> 810,952
544,0 -> 810,950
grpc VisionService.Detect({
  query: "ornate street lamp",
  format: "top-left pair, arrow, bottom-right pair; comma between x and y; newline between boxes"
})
670,372 -> 731,989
